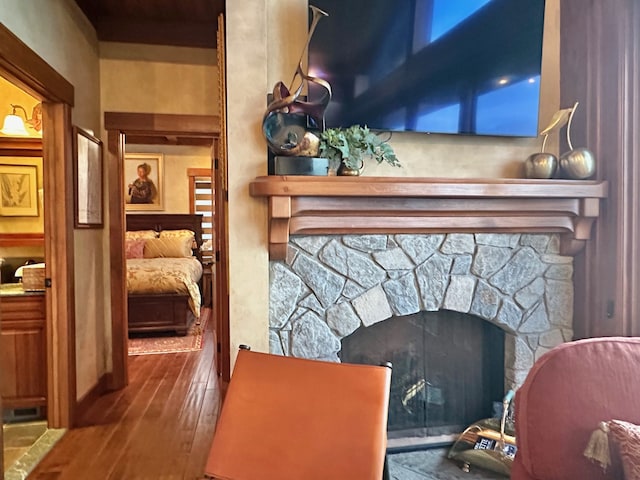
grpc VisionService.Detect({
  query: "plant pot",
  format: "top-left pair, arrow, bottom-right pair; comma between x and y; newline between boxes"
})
337,160 -> 364,176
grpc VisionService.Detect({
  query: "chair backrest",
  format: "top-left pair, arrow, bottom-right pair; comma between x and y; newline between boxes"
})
513,337 -> 640,480
205,349 -> 392,480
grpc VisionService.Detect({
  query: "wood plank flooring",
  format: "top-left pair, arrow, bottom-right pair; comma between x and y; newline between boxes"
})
29,314 -> 220,480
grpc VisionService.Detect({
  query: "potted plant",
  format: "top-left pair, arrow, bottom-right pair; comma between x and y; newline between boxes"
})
319,125 -> 400,175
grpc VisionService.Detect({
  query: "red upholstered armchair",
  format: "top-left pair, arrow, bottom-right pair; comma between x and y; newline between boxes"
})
512,337 -> 640,480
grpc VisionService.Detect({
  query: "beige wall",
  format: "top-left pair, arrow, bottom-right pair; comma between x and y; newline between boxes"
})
0,0 -> 106,401
99,42 -> 218,117
226,0 -> 271,363
225,0 -> 561,366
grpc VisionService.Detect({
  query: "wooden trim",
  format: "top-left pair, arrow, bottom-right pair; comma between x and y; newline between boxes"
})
104,112 -> 220,137
561,0 -> 640,338
124,135 -> 213,147
43,102 -> 76,428
0,137 -> 43,157
250,176 -> 609,198
0,24 -> 74,105
250,176 -> 609,260
215,13 -> 230,380
0,233 -> 44,247
74,373 -> 108,427
187,168 -> 212,177
107,129 -> 128,390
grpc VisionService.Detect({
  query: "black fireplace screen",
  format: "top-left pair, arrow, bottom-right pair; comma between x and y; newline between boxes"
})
340,310 -> 505,439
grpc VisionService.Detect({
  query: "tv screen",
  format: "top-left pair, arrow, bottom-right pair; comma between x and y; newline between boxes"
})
308,0 -> 546,137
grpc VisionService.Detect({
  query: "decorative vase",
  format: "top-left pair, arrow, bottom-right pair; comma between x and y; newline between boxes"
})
337,159 -> 364,176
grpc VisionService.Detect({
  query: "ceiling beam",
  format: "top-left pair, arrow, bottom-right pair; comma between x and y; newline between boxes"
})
94,17 -> 216,49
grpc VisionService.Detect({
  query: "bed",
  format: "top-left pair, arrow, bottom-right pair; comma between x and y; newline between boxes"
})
125,214 -> 204,335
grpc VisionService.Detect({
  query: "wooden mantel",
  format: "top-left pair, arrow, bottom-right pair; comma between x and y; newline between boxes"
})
249,176 -> 609,260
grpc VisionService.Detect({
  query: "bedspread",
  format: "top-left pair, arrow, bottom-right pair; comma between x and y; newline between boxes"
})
126,257 -> 203,318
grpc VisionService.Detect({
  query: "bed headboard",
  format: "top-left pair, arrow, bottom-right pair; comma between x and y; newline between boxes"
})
126,214 -> 203,262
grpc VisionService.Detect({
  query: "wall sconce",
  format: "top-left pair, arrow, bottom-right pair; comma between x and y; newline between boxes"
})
0,103 -> 43,136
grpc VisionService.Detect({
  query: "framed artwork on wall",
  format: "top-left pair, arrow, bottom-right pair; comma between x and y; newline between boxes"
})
124,153 -> 164,211
73,126 -> 103,228
0,163 -> 38,216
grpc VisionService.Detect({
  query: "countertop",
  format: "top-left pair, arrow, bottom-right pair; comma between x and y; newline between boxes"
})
0,283 -> 45,297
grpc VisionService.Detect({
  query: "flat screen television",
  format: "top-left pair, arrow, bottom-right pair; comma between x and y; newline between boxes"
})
308,0 -> 546,137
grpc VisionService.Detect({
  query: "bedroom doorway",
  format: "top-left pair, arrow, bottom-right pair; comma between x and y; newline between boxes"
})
104,112 -> 227,389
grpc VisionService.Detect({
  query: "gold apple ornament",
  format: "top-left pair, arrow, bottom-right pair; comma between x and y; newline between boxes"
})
559,102 -> 596,179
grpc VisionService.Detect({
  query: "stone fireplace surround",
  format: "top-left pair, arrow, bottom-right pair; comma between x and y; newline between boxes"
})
269,233 -> 572,389
251,176 -> 608,388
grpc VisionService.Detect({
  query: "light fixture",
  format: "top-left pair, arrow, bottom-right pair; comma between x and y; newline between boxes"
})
0,103 -> 42,136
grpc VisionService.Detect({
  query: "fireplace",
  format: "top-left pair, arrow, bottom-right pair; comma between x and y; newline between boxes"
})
269,233 -> 574,427
340,310 -> 505,439
254,176 -> 606,441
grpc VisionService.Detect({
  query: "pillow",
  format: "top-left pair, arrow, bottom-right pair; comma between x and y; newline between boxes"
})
159,229 -> 195,241
125,239 -> 146,259
609,420 -> 640,479
159,229 -> 197,250
143,236 -> 193,258
125,230 -> 158,240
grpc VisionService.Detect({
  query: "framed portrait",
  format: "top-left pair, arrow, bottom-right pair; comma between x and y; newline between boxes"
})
0,163 -> 39,216
73,126 -> 103,228
124,153 -> 164,211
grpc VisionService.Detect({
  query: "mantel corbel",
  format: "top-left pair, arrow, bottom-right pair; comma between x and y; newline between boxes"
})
250,176 -> 609,261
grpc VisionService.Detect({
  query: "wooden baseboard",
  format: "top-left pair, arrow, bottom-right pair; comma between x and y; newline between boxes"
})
74,373 -> 109,427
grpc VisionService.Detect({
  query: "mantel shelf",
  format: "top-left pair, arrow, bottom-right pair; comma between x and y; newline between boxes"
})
249,176 -> 609,260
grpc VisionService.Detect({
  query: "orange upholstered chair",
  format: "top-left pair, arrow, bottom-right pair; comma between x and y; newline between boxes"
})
205,347 -> 392,480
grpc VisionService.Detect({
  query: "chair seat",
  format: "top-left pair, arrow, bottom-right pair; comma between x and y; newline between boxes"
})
205,350 -> 391,480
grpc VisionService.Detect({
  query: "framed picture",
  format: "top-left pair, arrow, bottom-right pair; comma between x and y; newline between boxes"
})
124,153 -> 163,211
73,126 -> 103,228
0,163 -> 39,216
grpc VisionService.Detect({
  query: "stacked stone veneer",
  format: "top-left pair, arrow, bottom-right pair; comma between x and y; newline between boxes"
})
269,233 -> 574,388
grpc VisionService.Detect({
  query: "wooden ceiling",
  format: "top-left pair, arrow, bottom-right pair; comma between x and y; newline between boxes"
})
73,0 -> 224,49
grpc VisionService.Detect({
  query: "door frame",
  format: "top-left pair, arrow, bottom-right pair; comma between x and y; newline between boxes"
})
0,24 -> 77,429
104,112 -> 224,388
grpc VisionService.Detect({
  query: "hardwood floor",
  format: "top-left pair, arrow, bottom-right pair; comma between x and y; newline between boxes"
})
29,314 -> 220,479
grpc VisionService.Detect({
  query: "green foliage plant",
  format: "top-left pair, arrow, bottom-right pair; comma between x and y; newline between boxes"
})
318,125 -> 401,171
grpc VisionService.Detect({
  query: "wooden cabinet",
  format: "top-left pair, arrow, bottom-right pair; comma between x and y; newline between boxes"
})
0,294 -> 47,410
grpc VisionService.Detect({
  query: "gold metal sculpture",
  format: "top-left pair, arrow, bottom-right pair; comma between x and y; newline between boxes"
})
525,102 -> 595,179
262,5 -> 332,157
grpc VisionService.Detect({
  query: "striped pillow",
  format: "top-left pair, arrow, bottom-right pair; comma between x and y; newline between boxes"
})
143,237 -> 193,258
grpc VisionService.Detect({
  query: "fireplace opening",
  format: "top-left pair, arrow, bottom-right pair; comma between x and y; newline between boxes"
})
340,310 -> 505,441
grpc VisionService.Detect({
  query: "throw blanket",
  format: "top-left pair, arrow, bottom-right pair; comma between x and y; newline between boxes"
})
126,257 -> 203,318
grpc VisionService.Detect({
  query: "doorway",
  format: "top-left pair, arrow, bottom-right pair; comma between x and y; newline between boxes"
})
104,112 -> 229,388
